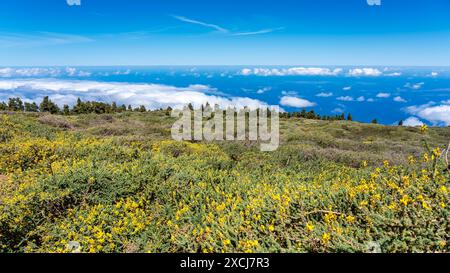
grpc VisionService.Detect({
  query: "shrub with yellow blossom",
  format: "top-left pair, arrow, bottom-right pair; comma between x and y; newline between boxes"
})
0,113 -> 448,253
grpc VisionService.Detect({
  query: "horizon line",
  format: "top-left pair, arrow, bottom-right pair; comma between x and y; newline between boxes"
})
2,64 -> 450,68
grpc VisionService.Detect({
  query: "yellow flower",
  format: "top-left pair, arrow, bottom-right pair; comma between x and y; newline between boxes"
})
305,222 -> 315,233
360,200 -> 368,207
420,124 -> 428,134
346,215 -> 356,224
223,239 -> 231,246
432,147 -> 441,158
422,201 -> 431,211
322,233 -> 331,244
400,195 -> 410,206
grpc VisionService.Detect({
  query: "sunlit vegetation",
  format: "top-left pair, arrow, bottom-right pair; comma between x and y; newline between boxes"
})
0,111 -> 449,253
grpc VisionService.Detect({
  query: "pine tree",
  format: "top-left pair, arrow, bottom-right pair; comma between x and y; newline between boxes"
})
40,96 -> 60,114
24,102 -> 39,112
63,104 -> 70,115
8,97 -> 24,111
165,106 -> 173,116
111,102 -> 117,113
0,102 -> 7,111
347,113 -> 353,121
139,105 -> 147,112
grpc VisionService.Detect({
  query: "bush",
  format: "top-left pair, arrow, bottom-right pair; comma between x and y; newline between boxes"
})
0,113 -> 448,253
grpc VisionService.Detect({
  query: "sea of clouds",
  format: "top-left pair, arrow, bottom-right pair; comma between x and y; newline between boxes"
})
0,78 -> 268,110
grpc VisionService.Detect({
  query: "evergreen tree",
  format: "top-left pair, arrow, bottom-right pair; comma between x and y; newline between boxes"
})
24,102 -> 39,112
72,98 -> 84,114
347,113 -> 353,121
40,96 -> 60,114
398,120 -> 403,126
371,119 -> 378,124
8,97 -> 24,111
111,102 -> 117,113
138,105 -> 147,112
63,104 -> 70,115
165,106 -> 173,116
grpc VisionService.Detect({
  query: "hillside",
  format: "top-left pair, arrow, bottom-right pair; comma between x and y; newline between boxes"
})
0,111 -> 449,253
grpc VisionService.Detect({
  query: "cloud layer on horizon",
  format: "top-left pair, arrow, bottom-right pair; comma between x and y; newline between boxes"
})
240,67 -> 399,77
0,67 -> 91,78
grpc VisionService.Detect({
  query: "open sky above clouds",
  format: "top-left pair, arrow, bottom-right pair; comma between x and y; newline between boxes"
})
1,0 -> 450,66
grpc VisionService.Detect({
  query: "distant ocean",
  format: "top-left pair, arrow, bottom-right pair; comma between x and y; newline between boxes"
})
1,66 -> 449,126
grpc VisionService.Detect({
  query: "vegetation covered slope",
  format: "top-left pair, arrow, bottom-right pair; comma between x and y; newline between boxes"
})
0,111 -> 449,253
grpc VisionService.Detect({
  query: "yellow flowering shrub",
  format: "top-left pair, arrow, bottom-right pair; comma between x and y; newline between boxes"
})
0,113 -> 449,253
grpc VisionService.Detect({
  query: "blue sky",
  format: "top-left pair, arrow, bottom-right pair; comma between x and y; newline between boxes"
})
1,0 -> 450,66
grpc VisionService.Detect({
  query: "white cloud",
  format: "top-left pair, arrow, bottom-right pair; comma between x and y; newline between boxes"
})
240,67 -> 343,77
367,98 -> 375,102
430,72 -> 439,77
172,15 -> 281,36
112,69 -> 132,76
232,27 -> 283,36
256,87 -> 272,94
172,15 -> 228,33
348,68 -> 382,77
356,96 -> 365,102
241,68 -> 252,76
67,0 -> 81,5
376,92 -> 391,98
316,92 -> 333,97
402,117 -> 424,127
404,82 -> 424,90
279,96 -> 316,108
343,86 -> 352,91
386,72 -> 402,77
406,103 -> 450,126
442,99 -> 450,104
332,108 -> 344,114
336,96 -> 354,101
393,96 -> 407,103
0,67 -> 91,78
0,32 -> 92,48
67,0 -> 81,6
0,79 -> 268,110
281,90 -> 298,96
